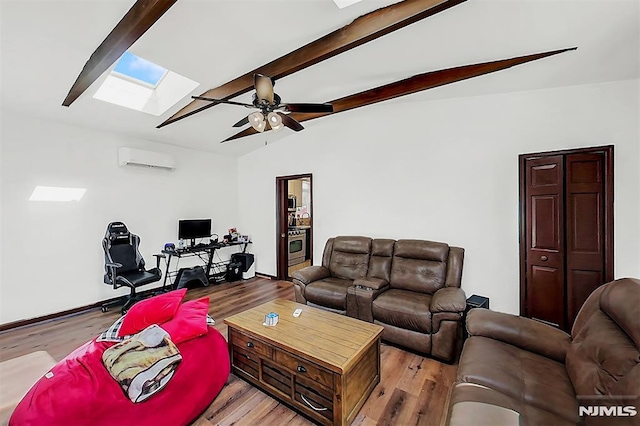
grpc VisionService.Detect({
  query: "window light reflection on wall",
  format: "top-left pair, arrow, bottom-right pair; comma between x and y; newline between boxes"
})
29,186 -> 87,202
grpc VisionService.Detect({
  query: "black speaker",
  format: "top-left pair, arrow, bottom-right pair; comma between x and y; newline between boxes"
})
226,261 -> 243,282
231,253 -> 254,272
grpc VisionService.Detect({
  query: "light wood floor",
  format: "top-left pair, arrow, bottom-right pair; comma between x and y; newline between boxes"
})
288,259 -> 312,277
0,278 -> 457,425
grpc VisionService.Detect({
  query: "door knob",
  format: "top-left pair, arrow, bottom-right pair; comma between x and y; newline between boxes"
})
540,255 -> 548,261
281,233 -> 286,238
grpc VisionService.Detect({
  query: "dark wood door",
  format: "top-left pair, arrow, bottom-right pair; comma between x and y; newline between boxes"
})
520,146 -> 613,332
276,178 -> 289,280
524,155 -> 566,328
565,153 -> 606,324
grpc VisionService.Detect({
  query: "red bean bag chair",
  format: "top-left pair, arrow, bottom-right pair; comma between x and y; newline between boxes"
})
10,294 -> 230,426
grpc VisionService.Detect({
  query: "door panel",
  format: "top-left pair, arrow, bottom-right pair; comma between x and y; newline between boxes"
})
531,195 -> 561,250
525,155 -> 565,328
567,269 -> 602,325
569,193 -> 601,252
528,265 -> 564,326
565,153 -> 605,327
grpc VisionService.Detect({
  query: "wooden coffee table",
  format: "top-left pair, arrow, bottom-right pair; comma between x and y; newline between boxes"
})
224,299 -> 383,426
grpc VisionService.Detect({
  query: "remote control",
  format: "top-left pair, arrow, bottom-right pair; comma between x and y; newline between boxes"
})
293,308 -> 302,317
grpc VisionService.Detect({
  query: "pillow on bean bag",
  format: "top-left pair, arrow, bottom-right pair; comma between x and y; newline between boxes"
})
118,289 -> 187,337
160,297 -> 210,344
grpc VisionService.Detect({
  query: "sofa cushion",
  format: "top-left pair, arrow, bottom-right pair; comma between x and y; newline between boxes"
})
457,336 -> 579,423
305,277 -> 353,310
390,240 -> 448,294
372,289 -> 432,333
328,236 -> 371,281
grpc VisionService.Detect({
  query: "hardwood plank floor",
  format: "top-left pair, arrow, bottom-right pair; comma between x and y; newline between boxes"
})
0,278 -> 457,425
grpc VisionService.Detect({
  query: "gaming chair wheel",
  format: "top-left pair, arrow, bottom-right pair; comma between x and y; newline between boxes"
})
101,306 -> 108,313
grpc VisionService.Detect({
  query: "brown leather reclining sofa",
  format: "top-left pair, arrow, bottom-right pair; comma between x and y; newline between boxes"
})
292,236 -> 465,362
448,277 -> 640,426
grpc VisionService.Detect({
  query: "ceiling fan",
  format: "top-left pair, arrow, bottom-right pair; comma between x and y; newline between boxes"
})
192,74 -> 333,134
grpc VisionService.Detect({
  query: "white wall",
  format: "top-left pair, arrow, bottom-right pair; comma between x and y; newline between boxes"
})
0,111 -> 239,324
237,79 -> 640,314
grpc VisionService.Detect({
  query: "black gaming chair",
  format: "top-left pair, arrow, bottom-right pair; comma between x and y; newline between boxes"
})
101,222 -> 163,314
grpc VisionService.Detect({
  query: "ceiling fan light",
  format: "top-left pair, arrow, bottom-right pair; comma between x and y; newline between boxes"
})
248,112 -> 266,132
267,112 -> 284,131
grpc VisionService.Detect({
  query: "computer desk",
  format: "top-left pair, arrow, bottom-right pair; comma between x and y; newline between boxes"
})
161,241 -> 251,289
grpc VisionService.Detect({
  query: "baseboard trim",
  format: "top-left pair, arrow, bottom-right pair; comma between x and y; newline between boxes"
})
0,287 -> 159,333
0,300 -> 110,333
256,272 -> 277,280
0,276 -> 280,332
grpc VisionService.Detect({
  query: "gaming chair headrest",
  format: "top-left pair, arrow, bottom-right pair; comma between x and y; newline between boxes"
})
105,222 -> 131,243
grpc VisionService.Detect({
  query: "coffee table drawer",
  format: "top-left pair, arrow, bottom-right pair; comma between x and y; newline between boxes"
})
274,348 -> 333,389
232,345 -> 259,379
230,329 -> 273,359
295,375 -> 334,422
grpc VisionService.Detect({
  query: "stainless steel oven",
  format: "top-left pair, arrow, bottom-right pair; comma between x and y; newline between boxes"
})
288,230 -> 306,266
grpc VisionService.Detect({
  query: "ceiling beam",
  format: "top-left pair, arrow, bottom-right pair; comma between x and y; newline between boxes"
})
157,0 -> 467,128
62,0 -> 179,107
223,47 -> 577,142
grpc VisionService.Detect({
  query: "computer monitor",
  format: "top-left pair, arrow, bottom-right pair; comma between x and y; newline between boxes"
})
178,219 -> 211,247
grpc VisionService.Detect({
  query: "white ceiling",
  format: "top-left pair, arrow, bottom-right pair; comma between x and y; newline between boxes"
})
1,0 -> 638,157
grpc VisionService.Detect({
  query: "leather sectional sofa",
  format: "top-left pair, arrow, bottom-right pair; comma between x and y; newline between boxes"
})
292,236 -> 465,362
448,277 -> 640,426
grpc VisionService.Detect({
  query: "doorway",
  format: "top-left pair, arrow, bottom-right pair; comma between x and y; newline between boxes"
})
519,145 -> 613,331
276,174 -> 313,280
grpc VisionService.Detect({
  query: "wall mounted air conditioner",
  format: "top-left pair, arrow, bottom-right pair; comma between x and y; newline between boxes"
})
118,147 -> 176,170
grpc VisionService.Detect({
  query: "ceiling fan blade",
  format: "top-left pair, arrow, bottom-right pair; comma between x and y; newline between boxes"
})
232,116 -> 249,128
254,74 -> 275,104
191,96 -> 254,108
281,103 -> 334,113
278,112 -> 304,132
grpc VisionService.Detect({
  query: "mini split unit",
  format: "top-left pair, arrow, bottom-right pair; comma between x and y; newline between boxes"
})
118,147 -> 176,170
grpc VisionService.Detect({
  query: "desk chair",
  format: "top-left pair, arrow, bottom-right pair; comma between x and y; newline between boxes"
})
101,222 -> 163,314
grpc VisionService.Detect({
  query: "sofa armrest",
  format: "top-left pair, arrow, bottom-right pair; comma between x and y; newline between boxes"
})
346,279 -> 389,322
354,277 -> 389,291
291,266 -> 331,303
292,266 -> 330,285
431,287 -> 466,313
466,309 -> 572,363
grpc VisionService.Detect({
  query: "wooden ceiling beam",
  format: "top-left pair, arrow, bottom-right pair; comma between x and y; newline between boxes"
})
157,0 -> 467,128
222,47 -> 577,142
62,0 -> 179,107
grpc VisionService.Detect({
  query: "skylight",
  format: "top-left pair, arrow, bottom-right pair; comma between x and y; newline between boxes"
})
29,186 -> 86,202
112,52 -> 167,87
93,51 -> 199,116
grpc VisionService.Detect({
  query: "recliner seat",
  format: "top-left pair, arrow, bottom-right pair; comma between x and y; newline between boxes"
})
295,236 -> 371,314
